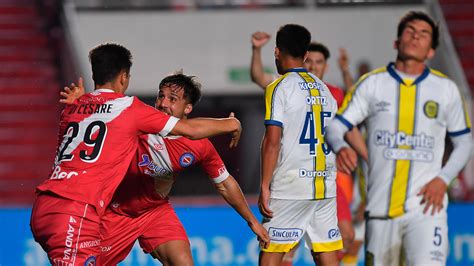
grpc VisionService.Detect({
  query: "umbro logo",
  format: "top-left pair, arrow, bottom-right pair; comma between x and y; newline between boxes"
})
375,101 -> 390,112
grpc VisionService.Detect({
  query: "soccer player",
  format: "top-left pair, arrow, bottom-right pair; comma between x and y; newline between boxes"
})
30,43 -> 242,265
61,73 -> 270,265
327,11 -> 472,265
251,32 -> 359,262
258,24 -> 342,266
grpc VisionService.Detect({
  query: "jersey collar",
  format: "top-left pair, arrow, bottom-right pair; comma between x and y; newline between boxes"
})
387,62 -> 430,85
284,67 -> 307,73
95,88 -> 116,93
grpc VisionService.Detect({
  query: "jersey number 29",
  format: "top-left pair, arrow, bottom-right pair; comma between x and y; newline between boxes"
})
57,121 -> 107,163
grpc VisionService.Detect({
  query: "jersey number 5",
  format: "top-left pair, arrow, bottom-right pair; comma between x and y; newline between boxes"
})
299,111 -> 331,156
57,121 -> 107,163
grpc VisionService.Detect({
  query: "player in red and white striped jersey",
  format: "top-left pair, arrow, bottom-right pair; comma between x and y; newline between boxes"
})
30,43 -> 243,266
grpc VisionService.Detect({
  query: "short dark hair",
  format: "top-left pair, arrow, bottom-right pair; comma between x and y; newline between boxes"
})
397,11 -> 439,49
89,43 -> 133,85
276,24 -> 311,58
308,42 -> 330,60
159,74 -> 202,106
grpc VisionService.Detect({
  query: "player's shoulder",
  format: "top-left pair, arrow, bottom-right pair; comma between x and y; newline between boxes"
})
428,68 -> 456,86
360,66 -> 389,82
350,66 -> 389,93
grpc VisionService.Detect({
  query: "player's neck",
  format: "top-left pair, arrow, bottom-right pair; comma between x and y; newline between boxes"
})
95,83 -> 126,94
394,59 -> 426,75
281,55 -> 304,72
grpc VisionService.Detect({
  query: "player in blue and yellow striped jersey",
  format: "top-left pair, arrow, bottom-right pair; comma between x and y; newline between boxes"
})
259,24 -> 342,266
327,11 -> 472,266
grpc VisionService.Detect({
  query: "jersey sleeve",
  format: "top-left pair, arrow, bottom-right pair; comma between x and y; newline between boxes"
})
336,76 -> 371,130
446,81 -> 471,137
200,139 -> 229,184
264,78 -> 287,127
132,97 -> 179,137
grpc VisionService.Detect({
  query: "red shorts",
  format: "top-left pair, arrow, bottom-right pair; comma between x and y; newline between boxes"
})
30,193 -> 101,266
336,182 -> 352,222
100,200 -> 188,265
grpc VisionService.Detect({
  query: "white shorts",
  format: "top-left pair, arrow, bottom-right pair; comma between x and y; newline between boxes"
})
261,198 -> 342,253
365,209 -> 447,266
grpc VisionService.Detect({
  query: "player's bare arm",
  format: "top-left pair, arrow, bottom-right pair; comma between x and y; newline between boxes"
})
344,127 -> 368,162
214,175 -> 270,249
258,125 -> 281,218
337,47 -> 354,91
172,113 -> 241,148
250,31 -> 274,89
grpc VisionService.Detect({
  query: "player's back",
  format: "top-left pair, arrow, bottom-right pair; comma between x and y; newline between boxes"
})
37,89 -> 175,216
264,69 -> 338,200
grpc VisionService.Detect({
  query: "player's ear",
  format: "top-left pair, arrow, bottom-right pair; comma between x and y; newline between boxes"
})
184,104 -> 193,116
394,39 -> 399,50
427,48 -> 435,60
119,71 -> 128,86
274,47 -> 280,59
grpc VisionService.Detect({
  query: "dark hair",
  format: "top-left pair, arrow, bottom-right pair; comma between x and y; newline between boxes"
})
308,42 -> 330,60
159,74 -> 202,105
88,43 -> 133,85
397,11 -> 439,49
276,24 -> 311,58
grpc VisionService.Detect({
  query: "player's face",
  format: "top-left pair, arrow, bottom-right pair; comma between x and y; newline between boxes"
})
304,51 -> 327,80
155,85 -> 191,119
396,19 -> 435,62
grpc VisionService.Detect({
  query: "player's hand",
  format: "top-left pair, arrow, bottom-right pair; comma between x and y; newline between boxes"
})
228,112 -> 241,148
336,147 -> 357,174
258,187 -> 273,218
249,221 -> 270,249
251,31 -> 271,49
338,48 -> 349,71
60,77 -> 86,104
418,177 -> 447,215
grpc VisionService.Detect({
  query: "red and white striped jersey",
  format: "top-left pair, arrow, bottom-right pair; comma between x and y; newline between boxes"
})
36,89 -> 178,216
110,134 -> 229,217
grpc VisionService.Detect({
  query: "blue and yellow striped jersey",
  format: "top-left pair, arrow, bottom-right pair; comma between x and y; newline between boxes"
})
264,68 -> 338,200
337,62 -> 471,218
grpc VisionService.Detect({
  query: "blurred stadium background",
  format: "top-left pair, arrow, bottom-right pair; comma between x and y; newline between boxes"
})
0,0 -> 473,265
